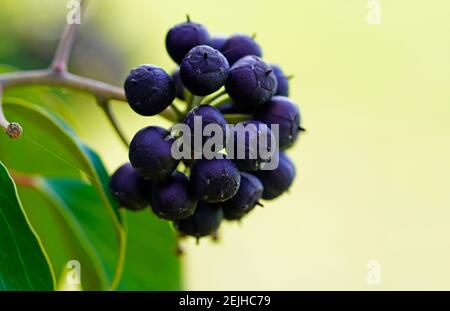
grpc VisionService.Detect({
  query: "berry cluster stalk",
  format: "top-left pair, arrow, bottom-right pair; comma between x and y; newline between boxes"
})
0,0 -> 177,144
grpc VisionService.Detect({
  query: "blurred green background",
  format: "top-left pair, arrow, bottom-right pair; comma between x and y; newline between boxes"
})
1,0 -> 450,290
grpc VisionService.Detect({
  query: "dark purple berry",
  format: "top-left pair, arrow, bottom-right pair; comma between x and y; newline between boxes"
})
124,64 -> 175,116
220,34 -> 262,66
175,201 -> 223,238
253,152 -> 295,200
151,171 -> 197,221
183,104 -> 228,151
225,55 -> 277,109
129,126 -> 179,181
255,96 -> 301,150
230,120 -> 275,171
165,17 -> 210,64
270,64 -> 289,96
217,100 -> 254,114
221,172 -> 263,221
180,45 -> 230,96
109,163 -> 152,211
171,69 -> 185,100
190,159 -> 241,203
208,35 -> 228,51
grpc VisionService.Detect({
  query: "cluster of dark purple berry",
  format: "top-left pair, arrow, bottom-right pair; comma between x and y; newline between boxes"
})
109,16 -> 303,242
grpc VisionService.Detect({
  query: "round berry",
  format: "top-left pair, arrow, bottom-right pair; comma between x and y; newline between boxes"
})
151,171 -> 197,221
255,96 -> 302,150
180,45 -> 230,96
208,35 -> 228,51
221,172 -> 263,221
109,163 -> 152,211
253,152 -> 295,200
270,64 -> 289,96
175,201 -> 223,238
165,17 -> 210,64
124,64 -> 175,116
190,159 -> 241,203
129,126 -> 179,181
217,100 -> 253,114
171,69 -> 185,100
183,104 -> 228,151
220,34 -> 262,66
230,120 -> 275,171
225,56 -> 277,109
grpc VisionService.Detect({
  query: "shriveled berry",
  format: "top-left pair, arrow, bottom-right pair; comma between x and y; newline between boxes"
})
208,35 -> 228,51
225,56 -> 277,109
190,159 -> 241,203
129,126 -> 179,181
124,64 -> 175,116
165,17 -> 210,64
109,163 -> 152,211
220,34 -> 262,66
183,104 -> 228,151
175,201 -> 223,238
151,171 -> 197,221
230,120 -> 275,171
255,96 -> 301,150
171,69 -> 185,100
221,172 -> 263,221
180,45 -> 230,96
253,152 -> 295,200
270,64 -> 289,96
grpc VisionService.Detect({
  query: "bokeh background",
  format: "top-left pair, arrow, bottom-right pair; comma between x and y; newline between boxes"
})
1,0 -> 450,290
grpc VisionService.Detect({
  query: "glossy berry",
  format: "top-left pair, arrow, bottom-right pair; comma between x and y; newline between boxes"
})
253,152 -> 295,200
221,172 -> 263,221
220,34 -> 262,66
231,120 -> 275,171
124,64 -> 175,116
151,171 -> 197,221
175,201 -> 223,238
270,64 -> 289,96
109,163 -> 152,211
180,45 -> 230,96
129,126 -> 179,181
165,17 -> 210,64
255,96 -> 301,150
208,35 -> 228,51
183,104 -> 228,151
190,159 -> 241,203
171,69 -> 185,100
225,55 -> 278,109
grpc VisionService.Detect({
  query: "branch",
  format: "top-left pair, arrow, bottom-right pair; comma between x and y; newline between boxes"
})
0,0 -> 177,139
50,1 -> 84,72
98,99 -> 129,147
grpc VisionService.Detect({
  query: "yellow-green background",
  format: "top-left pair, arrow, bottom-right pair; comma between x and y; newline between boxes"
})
1,0 -> 450,290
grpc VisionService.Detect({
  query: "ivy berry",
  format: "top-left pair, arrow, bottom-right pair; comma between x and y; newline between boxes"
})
124,64 -> 175,116
180,45 -> 230,96
129,126 -> 179,181
151,171 -> 197,221
165,16 -> 210,64
109,163 -> 152,211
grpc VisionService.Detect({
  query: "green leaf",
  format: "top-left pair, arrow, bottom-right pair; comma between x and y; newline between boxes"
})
37,178 -> 180,290
118,210 -> 181,290
0,65 -> 80,129
0,161 -> 54,290
17,183 -> 107,290
0,98 -> 121,225
39,178 -> 119,287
